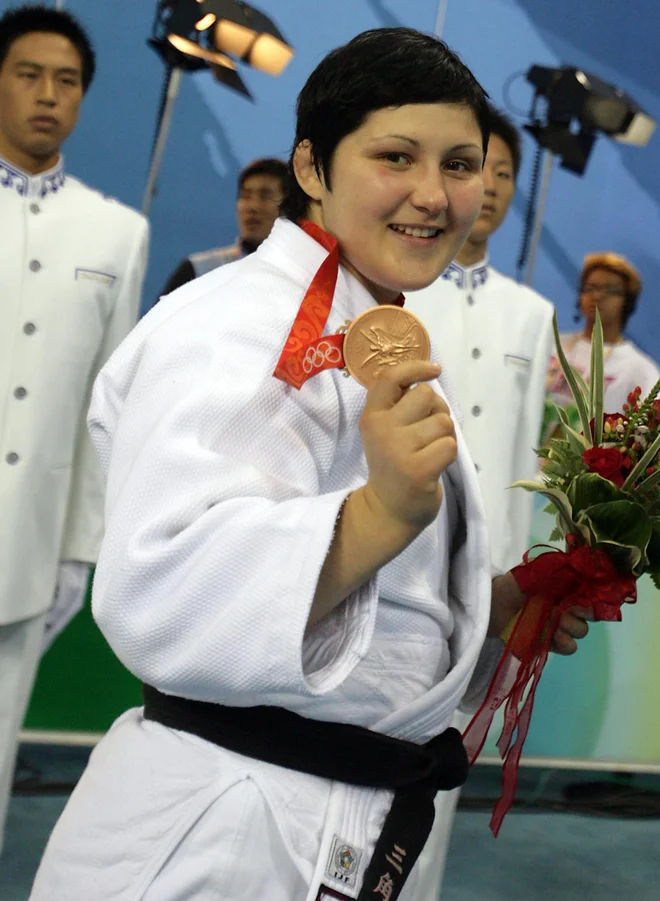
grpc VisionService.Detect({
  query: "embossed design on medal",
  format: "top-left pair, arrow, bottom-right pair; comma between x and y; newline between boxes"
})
341,305 -> 431,388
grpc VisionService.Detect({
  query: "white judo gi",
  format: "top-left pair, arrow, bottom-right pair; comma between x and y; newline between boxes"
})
0,153 -> 148,851
407,258 -> 554,899
30,219 -> 498,901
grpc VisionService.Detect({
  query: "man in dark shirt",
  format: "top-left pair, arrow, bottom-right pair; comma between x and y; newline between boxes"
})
160,157 -> 287,296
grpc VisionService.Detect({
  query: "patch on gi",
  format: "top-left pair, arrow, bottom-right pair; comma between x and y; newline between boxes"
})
315,886 -> 354,901
325,834 -> 362,888
75,268 -> 116,287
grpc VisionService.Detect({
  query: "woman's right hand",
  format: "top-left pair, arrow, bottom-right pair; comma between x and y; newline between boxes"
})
359,360 -> 457,534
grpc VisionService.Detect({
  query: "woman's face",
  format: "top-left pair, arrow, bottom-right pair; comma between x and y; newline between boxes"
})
296,103 -> 485,304
579,267 -> 628,334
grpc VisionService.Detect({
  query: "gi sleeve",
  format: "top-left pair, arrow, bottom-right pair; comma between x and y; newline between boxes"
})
59,215 -> 150,564
458,636 -> 504,714
88,291 -> 378,706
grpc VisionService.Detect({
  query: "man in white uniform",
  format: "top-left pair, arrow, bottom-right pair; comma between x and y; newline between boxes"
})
407,108 -> 555,899
30,30 -> 586,901
0,4 -> 148,852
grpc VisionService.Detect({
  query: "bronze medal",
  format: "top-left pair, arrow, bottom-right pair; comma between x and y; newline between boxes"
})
341,305 -> 431,388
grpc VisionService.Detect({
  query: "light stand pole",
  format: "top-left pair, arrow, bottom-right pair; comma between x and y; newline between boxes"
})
142,66 -> 184,216
523,149 -> 555,285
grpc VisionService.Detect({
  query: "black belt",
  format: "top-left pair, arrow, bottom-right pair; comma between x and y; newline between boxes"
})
143,684 -> 468,901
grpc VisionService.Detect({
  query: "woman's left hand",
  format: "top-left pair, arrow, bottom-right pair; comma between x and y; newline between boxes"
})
489,573 -> 592,655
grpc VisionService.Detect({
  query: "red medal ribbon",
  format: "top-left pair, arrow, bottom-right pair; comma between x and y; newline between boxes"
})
273,219 -> 403,389
463,534 -> 636,837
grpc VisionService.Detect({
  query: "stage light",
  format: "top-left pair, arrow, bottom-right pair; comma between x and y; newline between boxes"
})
525,65 -> 655,175
144,0 -> 293,215
202,0 -> 294,76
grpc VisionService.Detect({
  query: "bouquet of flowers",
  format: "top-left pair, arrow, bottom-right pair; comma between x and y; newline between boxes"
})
463,310 -> 660,836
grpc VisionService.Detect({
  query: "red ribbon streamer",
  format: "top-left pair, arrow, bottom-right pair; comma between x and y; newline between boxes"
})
273,220 -> 403,389
462,535 -> 636,837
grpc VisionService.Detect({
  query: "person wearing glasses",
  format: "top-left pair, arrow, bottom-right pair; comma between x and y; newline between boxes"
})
544,252 -> 659,442
159,157 -> 287,297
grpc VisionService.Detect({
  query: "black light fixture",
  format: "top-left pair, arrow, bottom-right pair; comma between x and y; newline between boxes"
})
201,0 -> 295,76
524,65 -> 655,175
143,0 -> 294,214
516,63 -> 655,284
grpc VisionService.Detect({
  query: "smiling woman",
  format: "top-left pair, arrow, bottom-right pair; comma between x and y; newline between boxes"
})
26,27 -> 537,901
294,104 -> 485,303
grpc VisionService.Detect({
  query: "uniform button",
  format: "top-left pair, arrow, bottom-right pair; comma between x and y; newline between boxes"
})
471,348 -> 481,359
23,322 -> 36,335
467,294 -> 475,306
471,405 -> 482,417
475,463 -> 481,473
6,452 -> 19,465
14,387 -> 27,399
29,259 -> 41,272
30,203 -> 41,214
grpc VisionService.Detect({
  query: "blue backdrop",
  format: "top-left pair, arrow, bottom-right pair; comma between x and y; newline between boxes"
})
4,0 -> 657,357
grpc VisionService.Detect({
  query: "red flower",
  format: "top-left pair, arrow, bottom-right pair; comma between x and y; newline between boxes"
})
582,446 -> 626,487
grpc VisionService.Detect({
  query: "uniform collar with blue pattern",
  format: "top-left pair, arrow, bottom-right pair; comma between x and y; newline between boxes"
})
441,255 -> 489,291
0,152 -> 66,199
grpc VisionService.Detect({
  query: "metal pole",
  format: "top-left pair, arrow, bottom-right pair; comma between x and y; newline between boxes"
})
434,0 -> 449,38
524,150 -> 555,285
142,67 -> 183,217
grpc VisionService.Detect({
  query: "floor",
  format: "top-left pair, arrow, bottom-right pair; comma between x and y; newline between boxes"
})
3,745 -> 660,900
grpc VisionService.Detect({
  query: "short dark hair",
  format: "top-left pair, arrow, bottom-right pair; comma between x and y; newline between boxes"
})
0,4 -> 95,92
238,157 -> 287,195
488,104 -> 522,178
280,27 -> 490,222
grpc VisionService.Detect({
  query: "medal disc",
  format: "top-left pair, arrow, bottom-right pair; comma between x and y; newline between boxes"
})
342,305 -> 431,388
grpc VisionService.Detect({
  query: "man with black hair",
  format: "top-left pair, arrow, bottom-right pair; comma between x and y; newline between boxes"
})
407,106 -> 555,901
159,157 -> 287,296
0,3 -> 148,853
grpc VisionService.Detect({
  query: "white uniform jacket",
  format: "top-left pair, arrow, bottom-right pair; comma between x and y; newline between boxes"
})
407,258 -> 555,573
31,219 -> 498,901
0,155 -> 149,624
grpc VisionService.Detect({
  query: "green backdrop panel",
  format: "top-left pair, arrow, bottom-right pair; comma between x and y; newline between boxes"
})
24,580 -> 142,733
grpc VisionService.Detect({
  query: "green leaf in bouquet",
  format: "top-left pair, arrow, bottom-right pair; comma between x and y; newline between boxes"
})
643,518 -> 660,571
576,500 -> 652,572
590,311 -> 605,445
541,439 -> 588,486
622,430 -> 660,491
567,472 -> 628,512
552,311 -> 593,445
651,570 -> 660,591
513,482 -> 575,534
548,526 -> 564,542
572,368 -> 590,408
630,466 -> 660,498
554,404 -> 590,452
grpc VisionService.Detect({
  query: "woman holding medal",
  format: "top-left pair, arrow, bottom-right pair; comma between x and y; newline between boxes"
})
30,27 -> 588,901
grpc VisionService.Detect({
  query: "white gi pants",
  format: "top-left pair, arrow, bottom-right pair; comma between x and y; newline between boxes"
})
0,613 -> 47,855
30,708 -> 425,901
